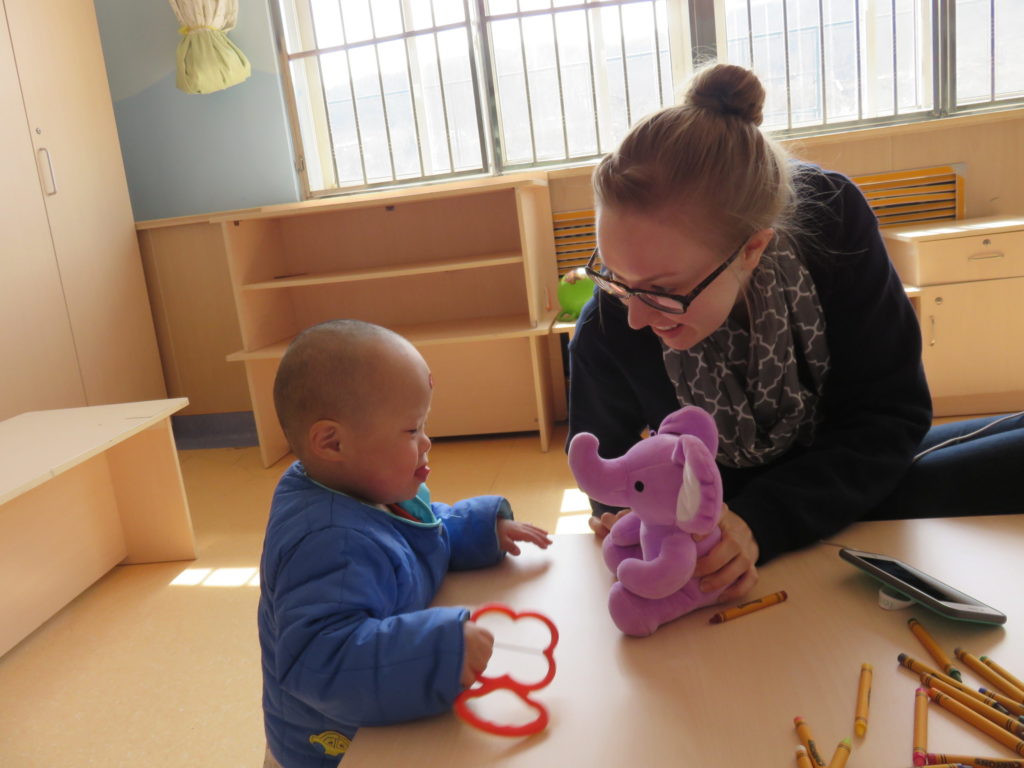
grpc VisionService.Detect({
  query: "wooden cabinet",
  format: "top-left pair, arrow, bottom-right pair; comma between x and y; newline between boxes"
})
0,0 -> 164,419
883,217 -> 1024,416
147,174 -> 563,466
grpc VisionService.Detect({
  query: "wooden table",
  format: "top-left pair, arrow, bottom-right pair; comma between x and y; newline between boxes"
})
344,515 -> 1024,767
0,399 -> 195,656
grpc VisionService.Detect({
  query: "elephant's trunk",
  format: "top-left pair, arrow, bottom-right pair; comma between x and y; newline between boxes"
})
567,432 -> 632,508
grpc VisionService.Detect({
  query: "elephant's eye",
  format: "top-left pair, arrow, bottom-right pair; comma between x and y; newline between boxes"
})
634,481 -> 645,492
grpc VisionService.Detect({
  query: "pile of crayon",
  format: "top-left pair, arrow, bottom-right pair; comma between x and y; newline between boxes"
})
793,663 -> 869,767
899,617 -> 1024,768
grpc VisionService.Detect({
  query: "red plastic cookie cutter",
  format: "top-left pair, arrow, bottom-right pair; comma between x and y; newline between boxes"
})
454,602 -> 559,737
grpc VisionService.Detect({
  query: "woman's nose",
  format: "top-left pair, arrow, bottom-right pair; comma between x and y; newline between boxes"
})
626,297 -> 658,330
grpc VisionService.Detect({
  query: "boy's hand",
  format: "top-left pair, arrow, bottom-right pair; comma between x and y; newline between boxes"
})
587,508 -> 631,539
461,620 -> 494,687
497,519 -> 552,555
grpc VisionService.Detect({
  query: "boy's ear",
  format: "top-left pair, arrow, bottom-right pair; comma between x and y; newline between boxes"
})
307,419 -> 346,461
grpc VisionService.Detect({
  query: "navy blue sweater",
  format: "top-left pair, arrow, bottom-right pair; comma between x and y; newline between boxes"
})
567,166 -> 932,563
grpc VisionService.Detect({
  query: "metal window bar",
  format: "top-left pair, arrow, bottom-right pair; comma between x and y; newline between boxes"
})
397,2 -> 427,178
892,0 -> 899,115
856,0 -> 864,120
488,0 -> 671,168
782,0 -> 792,131
988,0 -> 995,103
818,0 -> 826,124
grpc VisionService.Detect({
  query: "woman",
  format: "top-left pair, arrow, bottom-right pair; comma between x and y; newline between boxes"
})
568,62 -> 1022,603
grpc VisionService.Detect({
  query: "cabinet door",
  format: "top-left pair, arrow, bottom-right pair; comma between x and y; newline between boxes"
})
921,278 -> 1024,416
5,0 -> 165,405
0,3 -> 85,420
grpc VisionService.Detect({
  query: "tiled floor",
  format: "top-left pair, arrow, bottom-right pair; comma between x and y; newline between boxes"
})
0,426 -> 583,767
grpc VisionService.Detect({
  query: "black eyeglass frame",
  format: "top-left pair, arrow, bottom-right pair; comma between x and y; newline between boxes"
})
583,243 -> 745,315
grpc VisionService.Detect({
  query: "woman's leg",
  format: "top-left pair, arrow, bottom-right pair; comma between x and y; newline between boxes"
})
869,412 -> 1024,520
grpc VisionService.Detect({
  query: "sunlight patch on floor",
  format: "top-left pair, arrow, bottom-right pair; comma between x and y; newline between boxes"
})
171,567 -> 259,587
555,488 -> 592,534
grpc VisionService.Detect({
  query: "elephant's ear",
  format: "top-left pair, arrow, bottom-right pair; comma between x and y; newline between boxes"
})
674,440 -> 701,524
659,406 -> 718,456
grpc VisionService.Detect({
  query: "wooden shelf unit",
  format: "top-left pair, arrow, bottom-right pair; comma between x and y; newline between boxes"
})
217,173 -> 562,466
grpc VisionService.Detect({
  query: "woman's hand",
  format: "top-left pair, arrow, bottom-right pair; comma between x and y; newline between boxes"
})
693,505 -> 759,602
587,508 -> 631,539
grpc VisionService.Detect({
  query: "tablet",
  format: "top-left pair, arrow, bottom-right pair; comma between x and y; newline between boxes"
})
839,547 -> 1006,625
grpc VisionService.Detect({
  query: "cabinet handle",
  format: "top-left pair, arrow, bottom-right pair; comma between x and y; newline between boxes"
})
928,315 -> 936,347
967,250 -> 1004,261
37,147 -> 58,195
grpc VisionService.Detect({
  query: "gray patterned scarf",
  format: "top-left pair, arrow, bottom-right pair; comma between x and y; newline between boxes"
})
661,249 -> 829,469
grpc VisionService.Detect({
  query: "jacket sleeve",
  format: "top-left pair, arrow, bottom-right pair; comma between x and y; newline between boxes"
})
728,169 -> 933,562
271,528 -> 468,726
433,495 -> 510,571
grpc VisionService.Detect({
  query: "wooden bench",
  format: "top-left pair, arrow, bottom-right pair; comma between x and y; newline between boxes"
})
0,399 -> 195,657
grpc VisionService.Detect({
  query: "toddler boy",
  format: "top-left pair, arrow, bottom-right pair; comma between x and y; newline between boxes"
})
258,319 -> 551,767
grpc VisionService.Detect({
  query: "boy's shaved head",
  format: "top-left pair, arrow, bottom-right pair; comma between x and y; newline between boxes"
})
273,320 -> 419,457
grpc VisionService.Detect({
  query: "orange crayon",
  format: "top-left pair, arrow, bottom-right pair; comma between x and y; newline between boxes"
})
795,716 -> 827,767
914,686 -> 930,766
709,590 -> 787,624
909,618 -> 962,681
855,663 -> 873,737
828,737 -> 852,768
956,649 -> 1024,703
926,689 -> 1024,756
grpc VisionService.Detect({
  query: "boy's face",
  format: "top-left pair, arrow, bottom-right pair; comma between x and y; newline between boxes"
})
334,349 -> 434,505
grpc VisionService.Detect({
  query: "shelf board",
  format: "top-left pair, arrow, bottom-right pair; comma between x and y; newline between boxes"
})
242,252 -> 524,291
227,312 -> 557,362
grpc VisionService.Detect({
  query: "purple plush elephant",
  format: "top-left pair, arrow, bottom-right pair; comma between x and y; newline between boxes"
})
568,406 -> 727,636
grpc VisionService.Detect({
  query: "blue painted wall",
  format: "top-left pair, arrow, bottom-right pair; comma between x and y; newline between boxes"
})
93,0 -> 299,222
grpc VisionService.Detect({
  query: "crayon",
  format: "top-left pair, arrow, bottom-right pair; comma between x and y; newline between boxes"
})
956,649 -> 1024,703
925,755 -> 1024,768
795,716 -> 827,767
916,764 -> 970,767
828,737 -> 852,768
982,657 -> 1024,696
709,590 -> 787,624
909,618 -> 963,681
914,686 -> 929,766
926,688 -> 1024,756
922,676 -> 1024,738
980,688 -> 1024,719
900,653 -> 993,707
855,663 -> 873,737
796,745 -> 814,768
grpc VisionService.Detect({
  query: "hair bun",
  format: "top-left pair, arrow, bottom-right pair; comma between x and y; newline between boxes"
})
684,63 -> 765,126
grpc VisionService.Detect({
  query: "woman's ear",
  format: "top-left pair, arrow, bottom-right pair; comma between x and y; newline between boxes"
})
739,228 -> 775,271
307,419 -> 346,461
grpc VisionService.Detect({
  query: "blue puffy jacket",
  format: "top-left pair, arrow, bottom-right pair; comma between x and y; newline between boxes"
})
258,462 -> 509,767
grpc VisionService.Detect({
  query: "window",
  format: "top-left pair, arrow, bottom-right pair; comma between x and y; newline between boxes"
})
273,0 -> 1024,197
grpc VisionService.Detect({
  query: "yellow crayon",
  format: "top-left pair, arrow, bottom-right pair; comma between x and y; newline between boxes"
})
925,755 -> 1024,768
855,663 -> 873,737
982,657 -> 1024,696
709,590 -> 787,624
909,618 -> 963,681
900,653 -> 991,706
956,649 -> 1024,703
927,689 -> 1024,756
922,676 -> 1024,738
914,686 -> 929,765
978,687 -> 1024,718
795,716 -> 827,767
828,737 -> 852,768
796,745 -> 814,768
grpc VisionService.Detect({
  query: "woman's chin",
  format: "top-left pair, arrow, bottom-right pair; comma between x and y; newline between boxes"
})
652,323 -> 699,350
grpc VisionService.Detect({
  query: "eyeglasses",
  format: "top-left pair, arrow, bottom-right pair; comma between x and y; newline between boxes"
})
584,243 -> 743,315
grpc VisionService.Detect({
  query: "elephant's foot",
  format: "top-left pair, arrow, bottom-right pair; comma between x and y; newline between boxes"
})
608,581 -> 724,637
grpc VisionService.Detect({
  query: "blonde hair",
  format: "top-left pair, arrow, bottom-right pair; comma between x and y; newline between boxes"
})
593,63 -> 796,253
